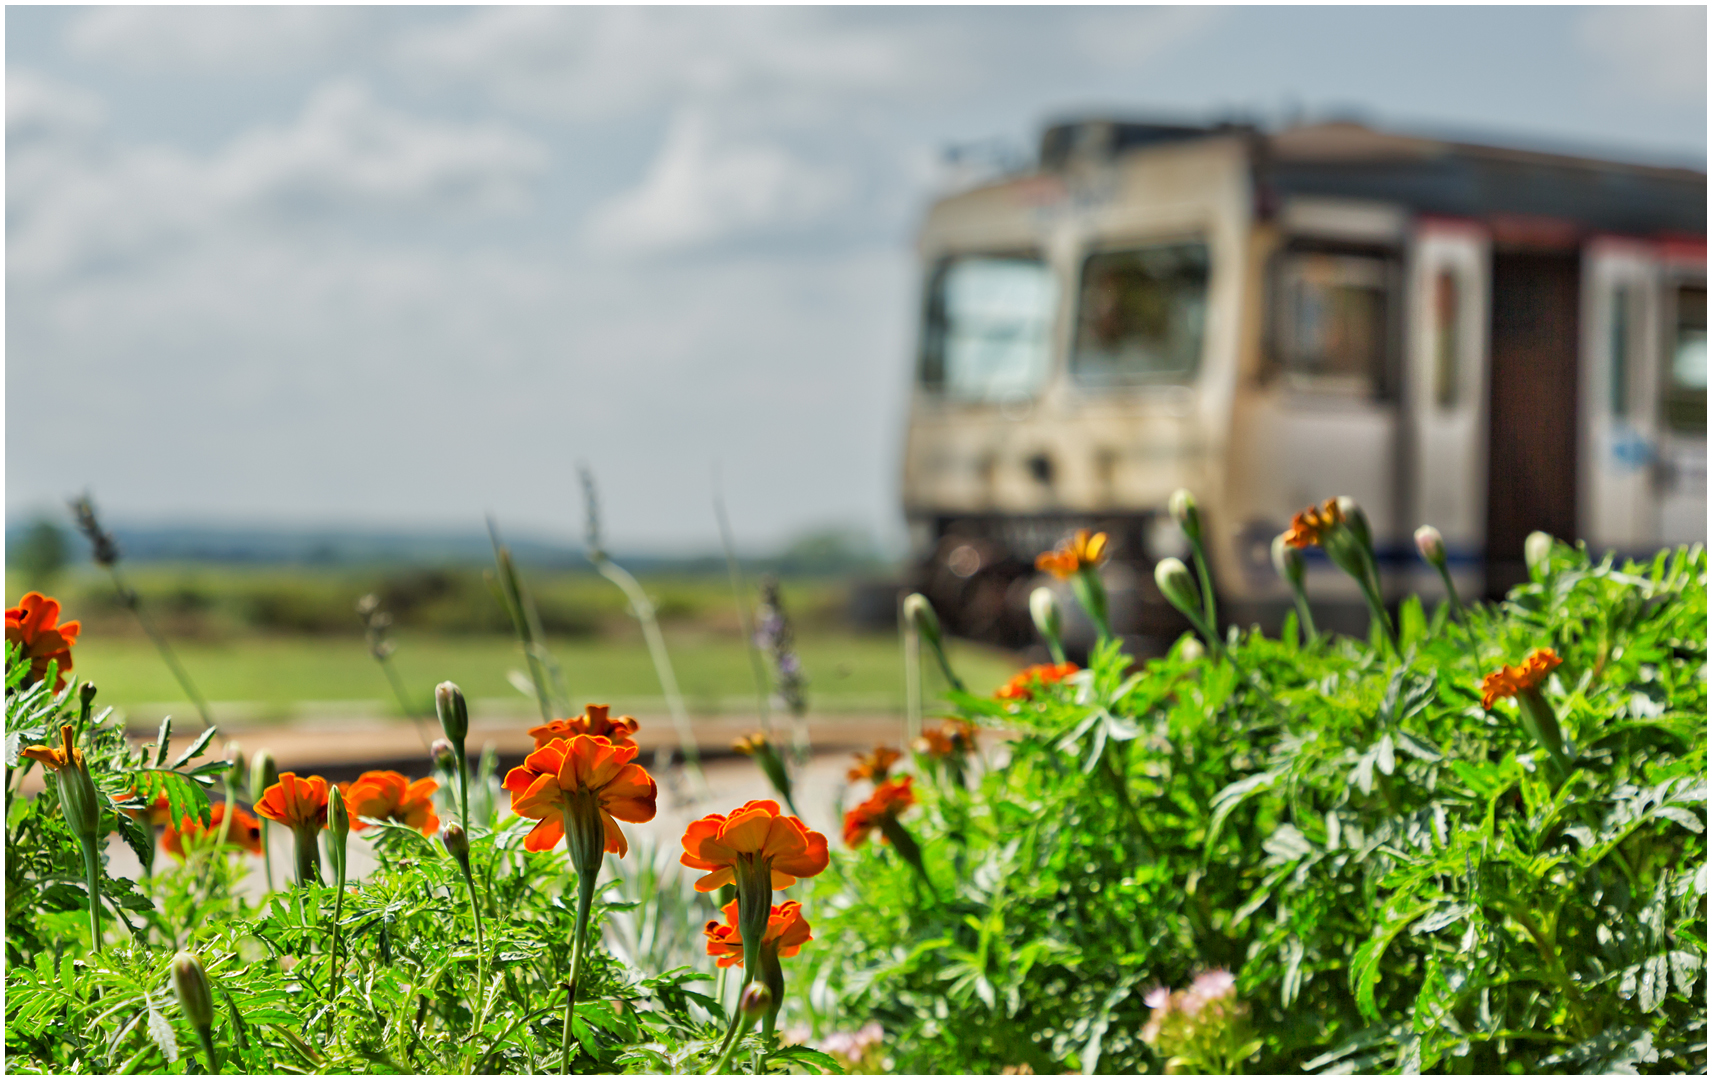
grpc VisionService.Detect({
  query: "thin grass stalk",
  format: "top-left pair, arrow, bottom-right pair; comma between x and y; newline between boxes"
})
486,520 -> 558,725
378,655 -> 434,750
581,466 -> 707,794
713,479 -> 773,741
594,553 -> 707,794
902,600 -> 923,750
108,564 -> 215,731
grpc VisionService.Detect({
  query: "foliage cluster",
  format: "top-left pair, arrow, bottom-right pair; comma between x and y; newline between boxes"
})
4,658 -> 838,1075
805,541 -> 1708,1074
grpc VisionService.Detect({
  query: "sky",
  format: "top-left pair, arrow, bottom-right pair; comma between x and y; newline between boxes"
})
6,5 -> 1706,554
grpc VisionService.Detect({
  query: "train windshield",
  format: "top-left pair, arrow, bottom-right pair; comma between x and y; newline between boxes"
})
1070,241 -> 1209,386
1666,284 -> 1706,433
918,255 -> 1057,401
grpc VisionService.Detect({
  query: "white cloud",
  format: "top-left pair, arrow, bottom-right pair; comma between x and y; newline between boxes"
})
392,6 -> 944,120
584,106 -> 861,254
1577,6 -> 1707,105
9,79 -> 548,283
65,6 -> 361,76
1071,7 -> 1228,71
6,68 -> 107,145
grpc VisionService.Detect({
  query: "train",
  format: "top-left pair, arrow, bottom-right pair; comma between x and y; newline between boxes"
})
900,117 -> 1705,647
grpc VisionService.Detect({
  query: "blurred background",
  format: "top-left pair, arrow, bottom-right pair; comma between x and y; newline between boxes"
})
6,6 -> 1706,734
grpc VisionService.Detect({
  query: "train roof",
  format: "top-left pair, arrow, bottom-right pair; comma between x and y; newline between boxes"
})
1032,118 -> 1706,240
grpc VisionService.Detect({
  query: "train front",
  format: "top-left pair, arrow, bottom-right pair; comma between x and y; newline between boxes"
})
898,123 -> 1256,651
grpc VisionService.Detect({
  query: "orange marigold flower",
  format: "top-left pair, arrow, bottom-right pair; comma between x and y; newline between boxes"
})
847,745 -> 902,784
527,704 -> 641,750
680,799 -> 829,893
1282,499 -> 1343,549
502,735 -> 657,856
703,898 -> 813,968
1480,648 -> 1563,709
20,723 -> 86,773
255,773 -> 332,831
120,790 -> 174,828
5,592 -> 81,692
163,802 -> 265,858
994,661 -> 1081,701
913,720 -> 978,760
1035,531 -> 1109,580
343,770 -> 440,835
843,775 -> 917,848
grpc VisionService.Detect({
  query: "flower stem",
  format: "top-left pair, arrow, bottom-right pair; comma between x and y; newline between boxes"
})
196,1023 -> 220,1074
260,821 -> 274,892
1433,562 -> 1467,623
292,825 -> 322,887
707,1007 -> 762,1075
459,857 -> 488,991
1187,534 -> 1218,635
80,839 -> 102,953
327,859 -> 346,1002
561,847 -> 599,1074
455,744 -> 472,834
1287,582 -> 1319,642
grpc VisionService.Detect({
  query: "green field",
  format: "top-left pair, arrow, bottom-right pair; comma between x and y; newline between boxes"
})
69,630 -> 1019,724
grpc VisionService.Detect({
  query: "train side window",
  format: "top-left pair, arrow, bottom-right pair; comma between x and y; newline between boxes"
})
1665,284 -> 1707,433
918,255 -> 1057,402
1273,250 -> 1395,394
1609,284 -> 1633,419
1434,270 -> 1461,408
1069,242 -> 1209,386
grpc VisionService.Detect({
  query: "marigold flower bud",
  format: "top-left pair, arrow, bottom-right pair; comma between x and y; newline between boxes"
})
1168,488 -> 1202,543
435,682 -> 469,743
172,952 -> 215,1029
430,737 -> 457,770
1270,534 -> 1304,588
79,681 -> 98,709
250,749 -> 278,805
1525,531 -> 1554,579
1334,496 -> 1371,552
1414,525 -> 1446,567
1028,586 -> 1061,638
224,742 -> 246,787
739,982 -> 773,1020
903,593 -> 941,649
1154,558 -> 1201,619
440,821 -> 470,863
327,784 -> 350,878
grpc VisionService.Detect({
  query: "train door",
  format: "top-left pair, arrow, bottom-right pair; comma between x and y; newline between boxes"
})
1657,243 -> 1707,543
1485,246 -> 1581,593
1581,238 -> 1664,552
1404,219 -> 1489,598
1237,202 -> 1407,610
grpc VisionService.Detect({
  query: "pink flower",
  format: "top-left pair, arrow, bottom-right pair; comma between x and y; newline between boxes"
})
1190,968 -> 1236,1000
1143,985 -> 1171,1011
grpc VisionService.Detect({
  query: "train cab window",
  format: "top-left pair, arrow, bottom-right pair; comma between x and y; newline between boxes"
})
1069,242 -> 1209,386
919,255 -> 1057,402
1609,285 -> 1634,419
1273,250 -> 1396,394
1665,284 -> 1707,433
1433,270 -> 1461,408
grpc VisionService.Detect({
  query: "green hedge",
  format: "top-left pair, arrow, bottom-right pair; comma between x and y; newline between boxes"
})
806,540 -> 1707,1073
